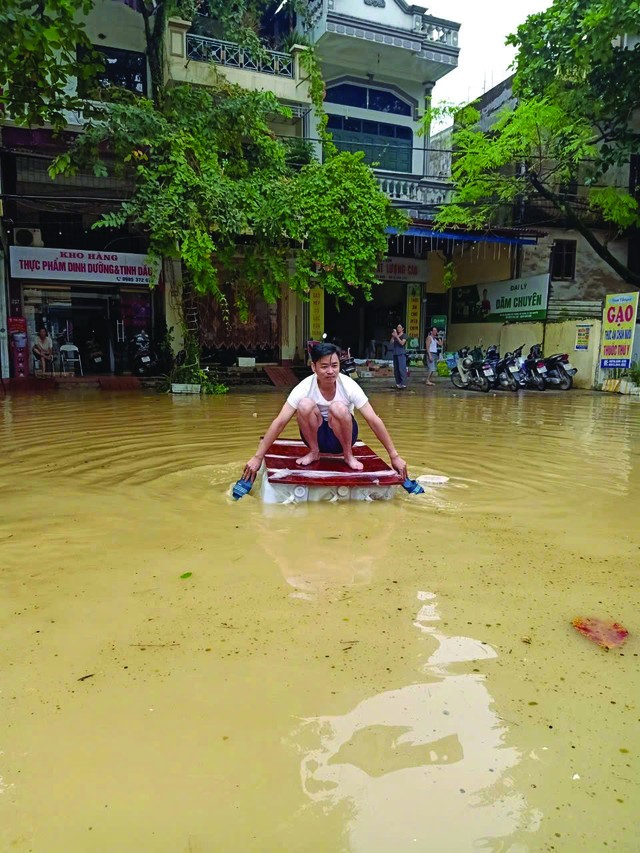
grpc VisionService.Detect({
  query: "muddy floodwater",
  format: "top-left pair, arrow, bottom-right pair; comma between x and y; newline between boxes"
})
1,386 -> 639,851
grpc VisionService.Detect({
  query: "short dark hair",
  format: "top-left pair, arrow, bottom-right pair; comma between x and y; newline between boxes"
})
310,342 -> 341,363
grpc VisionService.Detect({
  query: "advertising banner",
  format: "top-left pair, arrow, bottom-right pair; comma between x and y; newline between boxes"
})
575,324 -> 592,351
406,284 -> 421,340
10,246 -> 160,286
600,292 -> 639,369
451,274 -> 549,323
309,287 -> 324,341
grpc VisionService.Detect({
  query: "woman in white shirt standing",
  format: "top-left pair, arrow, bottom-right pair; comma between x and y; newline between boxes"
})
243,343 -> 408,481
425,326 -> 440,386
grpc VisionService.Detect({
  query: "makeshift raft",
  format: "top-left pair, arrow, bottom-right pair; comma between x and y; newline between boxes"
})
261,439 -> 403,503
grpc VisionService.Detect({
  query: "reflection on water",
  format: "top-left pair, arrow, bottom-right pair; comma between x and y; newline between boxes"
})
294,591 -> 542,850
0,389 -> 639,851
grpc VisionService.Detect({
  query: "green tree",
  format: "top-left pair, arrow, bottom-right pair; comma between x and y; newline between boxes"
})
0,0 -> 100,130
435,0 -> 640,286
36,0 -> 406,314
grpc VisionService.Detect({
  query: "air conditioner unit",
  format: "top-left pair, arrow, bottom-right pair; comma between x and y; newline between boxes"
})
14,227 -> 44,248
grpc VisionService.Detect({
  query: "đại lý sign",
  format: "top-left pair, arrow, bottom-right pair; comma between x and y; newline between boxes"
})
10,246 -> 160,286
600,292 -> 639,369
451,274 -> 549,323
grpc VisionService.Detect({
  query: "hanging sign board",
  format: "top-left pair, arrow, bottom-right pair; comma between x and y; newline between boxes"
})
309,287 -> 324,341
451,274 -> 549,323
376,257 -> 427,283
10,246 -> 160,286
406,284 -> 421,339
600,292 -> 639,369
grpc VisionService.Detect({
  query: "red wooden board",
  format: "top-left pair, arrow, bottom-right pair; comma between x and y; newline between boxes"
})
265,439 -> 403,487
264,366 -> 298,388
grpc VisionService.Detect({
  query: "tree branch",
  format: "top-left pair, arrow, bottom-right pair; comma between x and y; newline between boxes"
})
529,171 -> 640,288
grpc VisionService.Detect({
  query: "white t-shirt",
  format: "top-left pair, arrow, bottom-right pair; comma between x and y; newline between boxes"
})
287,374 -> 368,421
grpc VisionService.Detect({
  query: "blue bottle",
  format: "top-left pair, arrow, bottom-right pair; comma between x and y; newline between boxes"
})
232,478 -> 253,500
402,478 -> 424,495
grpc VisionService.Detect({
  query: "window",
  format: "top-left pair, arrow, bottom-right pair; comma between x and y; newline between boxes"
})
550,240 -> 577,280
325,115 -> 413,172
325,83 -> 412,116
78,46 -> 147,96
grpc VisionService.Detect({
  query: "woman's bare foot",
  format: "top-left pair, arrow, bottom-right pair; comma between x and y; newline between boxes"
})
343,454 -> 364,471
425,381 -> 435,386
296,450 -> 320,466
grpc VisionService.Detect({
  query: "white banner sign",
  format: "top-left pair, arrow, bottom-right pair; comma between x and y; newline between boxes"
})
376,256 -> 427,283
10,246 -> 160,286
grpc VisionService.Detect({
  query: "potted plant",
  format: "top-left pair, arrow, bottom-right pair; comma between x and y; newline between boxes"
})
165,332 -> 228,395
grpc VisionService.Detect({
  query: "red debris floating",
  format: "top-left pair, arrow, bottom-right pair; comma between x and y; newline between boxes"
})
572,617 -> 629,650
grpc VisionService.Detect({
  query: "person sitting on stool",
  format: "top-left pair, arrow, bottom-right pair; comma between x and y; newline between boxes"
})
32,327 -> 54,378
242,342 -> 408,483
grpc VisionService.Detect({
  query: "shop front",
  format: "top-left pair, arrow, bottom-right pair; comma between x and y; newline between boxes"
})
321,256 -> 429,358
8,246 -> 160,377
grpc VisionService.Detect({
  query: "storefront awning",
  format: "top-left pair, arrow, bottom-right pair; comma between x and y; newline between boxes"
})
386,226 -> 538,246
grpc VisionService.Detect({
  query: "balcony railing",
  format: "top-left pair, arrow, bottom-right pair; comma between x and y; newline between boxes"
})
413,19 -> 459,47
304,2 -> 460,49
376,173 -> 452,209
186,34 -> 294,78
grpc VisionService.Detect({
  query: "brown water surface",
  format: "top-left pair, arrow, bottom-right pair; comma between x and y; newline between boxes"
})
1,387 -> 638,851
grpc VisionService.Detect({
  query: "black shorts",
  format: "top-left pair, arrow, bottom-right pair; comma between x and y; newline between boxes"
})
301,416 -> 359,454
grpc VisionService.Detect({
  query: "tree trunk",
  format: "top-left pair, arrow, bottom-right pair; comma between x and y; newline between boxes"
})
140,1 -> 168,109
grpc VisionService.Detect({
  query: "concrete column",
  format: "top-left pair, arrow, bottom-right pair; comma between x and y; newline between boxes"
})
422,82 -> 435,178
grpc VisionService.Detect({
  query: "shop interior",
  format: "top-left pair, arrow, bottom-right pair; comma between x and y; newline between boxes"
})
22,285 -> 152,375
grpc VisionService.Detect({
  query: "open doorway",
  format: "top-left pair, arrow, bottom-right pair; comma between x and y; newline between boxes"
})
324,282 -> 407,358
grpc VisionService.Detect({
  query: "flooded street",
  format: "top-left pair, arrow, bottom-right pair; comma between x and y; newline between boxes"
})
1,386 -> 638,851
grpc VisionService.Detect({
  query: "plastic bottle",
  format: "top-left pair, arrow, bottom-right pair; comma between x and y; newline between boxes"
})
402,478 -> 425,495
232,478 -> 253,500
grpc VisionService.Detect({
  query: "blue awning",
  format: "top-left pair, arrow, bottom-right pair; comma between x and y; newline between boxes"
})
386,226 -> 538,246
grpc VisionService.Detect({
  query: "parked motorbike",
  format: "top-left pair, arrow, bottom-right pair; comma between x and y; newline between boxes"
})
85,332 -> 106,371
529,343 -> 577,390
513,344 -> 547,390
450,346 -> 494,392
129,330 -> 159,376
485,345 -> 519,392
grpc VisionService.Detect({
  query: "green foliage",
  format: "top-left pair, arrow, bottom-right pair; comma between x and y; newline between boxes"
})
0,0 -> 102,130
442,261 -> 458,290
508,0 -> 640,176
56,76 -> 405,313
431,0 -> 640,286
626,361 -> 640,386
165,332 -> 228,394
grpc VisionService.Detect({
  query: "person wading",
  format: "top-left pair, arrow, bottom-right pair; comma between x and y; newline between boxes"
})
390,324 -> 408,389
242,343 -> 408,483
425,326 -> 440,386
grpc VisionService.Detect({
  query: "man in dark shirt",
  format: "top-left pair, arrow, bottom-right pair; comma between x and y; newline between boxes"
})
390,324 -> 408,389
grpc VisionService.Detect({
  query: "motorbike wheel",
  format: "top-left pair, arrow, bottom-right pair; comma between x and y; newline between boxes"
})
532,375 -> 546,391
506,373 -> 519,391
451,370 -> 465,390
558,372 -> 573,391
478,376 -> 490,392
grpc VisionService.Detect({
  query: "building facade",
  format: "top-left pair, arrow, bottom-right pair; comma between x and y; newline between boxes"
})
0,0 -> 465,377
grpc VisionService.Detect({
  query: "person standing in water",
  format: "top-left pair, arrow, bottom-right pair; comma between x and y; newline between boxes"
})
390,324 -> 408,389
242,343 -> 408,483
425,326 -> 440,386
